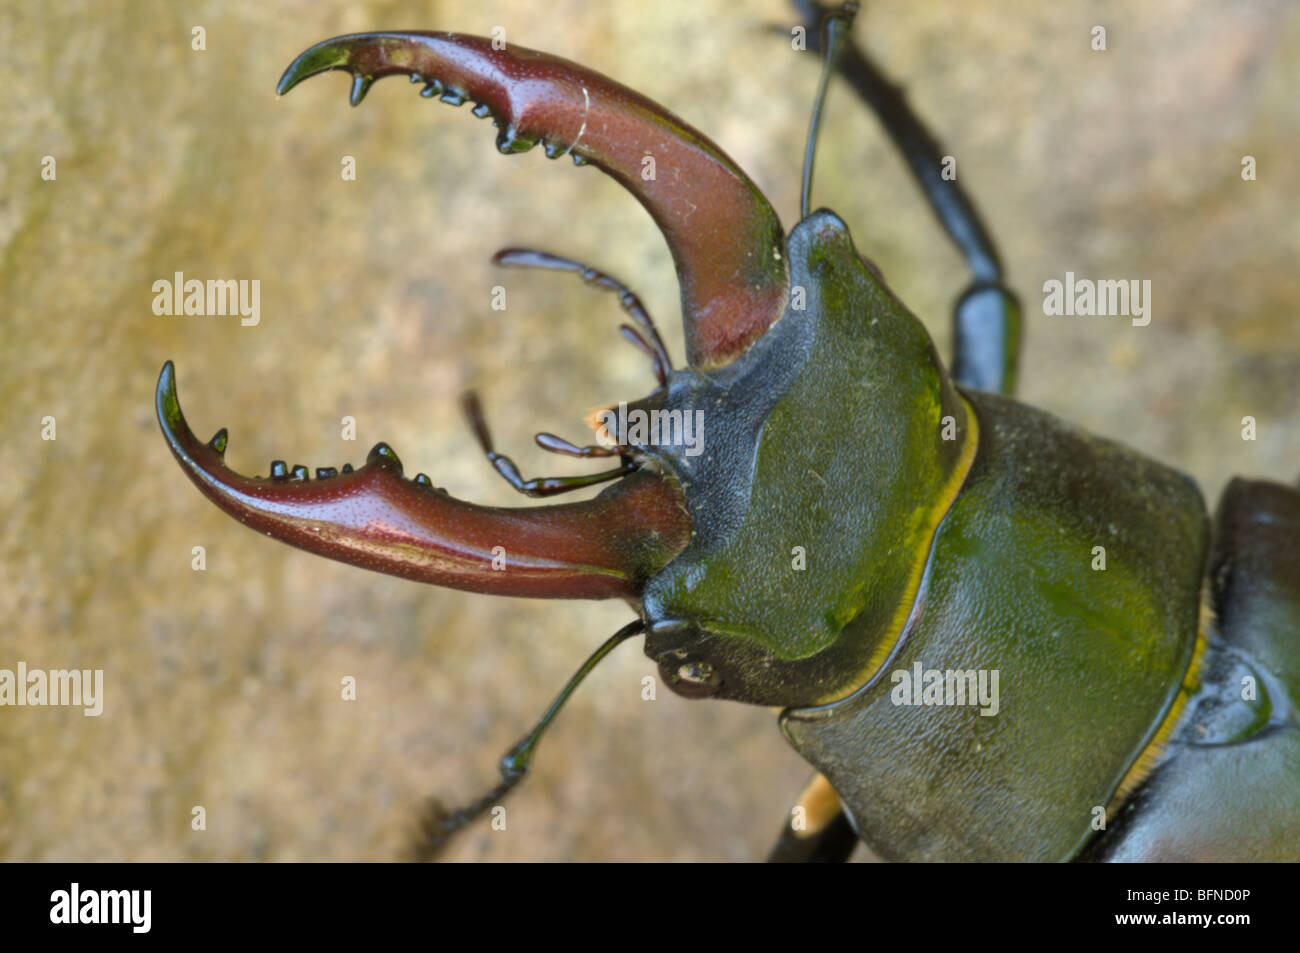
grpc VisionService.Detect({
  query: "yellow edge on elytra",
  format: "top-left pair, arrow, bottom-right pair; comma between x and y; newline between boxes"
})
1105,591 -> 1212,818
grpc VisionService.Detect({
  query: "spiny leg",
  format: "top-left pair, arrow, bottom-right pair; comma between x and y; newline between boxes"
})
792,0 -> 1021,396
493,247 -> 672,386
462,392 -> 634,498
766,772 -> 859,863
411,620 -> 644,861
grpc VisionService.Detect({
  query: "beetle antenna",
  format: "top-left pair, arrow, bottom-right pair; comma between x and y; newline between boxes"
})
801,2 -> 859,218
534,431 -> 620,459
492,247 -> 673,384
618,324 -> 669,386
411,619 -> 645,861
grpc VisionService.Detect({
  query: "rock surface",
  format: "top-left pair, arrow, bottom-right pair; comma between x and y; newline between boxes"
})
1,0 -> 1297,861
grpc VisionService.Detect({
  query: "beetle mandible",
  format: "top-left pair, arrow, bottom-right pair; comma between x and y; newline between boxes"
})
155,1 -> 1300,861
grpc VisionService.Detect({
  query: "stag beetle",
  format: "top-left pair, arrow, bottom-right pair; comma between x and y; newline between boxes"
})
155,1 -> 1299,861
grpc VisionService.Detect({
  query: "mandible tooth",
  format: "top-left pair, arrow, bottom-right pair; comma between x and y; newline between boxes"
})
349,74 -> 373,107
366,442 -> 403,473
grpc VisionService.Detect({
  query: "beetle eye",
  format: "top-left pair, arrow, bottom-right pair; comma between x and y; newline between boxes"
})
673,659 -> 721,696
677,660 -> 715,683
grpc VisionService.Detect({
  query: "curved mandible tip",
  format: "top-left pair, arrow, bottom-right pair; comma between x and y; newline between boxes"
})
276,31 -> 789,368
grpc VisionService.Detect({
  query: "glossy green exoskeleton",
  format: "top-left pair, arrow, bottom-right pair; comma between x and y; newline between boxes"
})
156,3 -> 1299,860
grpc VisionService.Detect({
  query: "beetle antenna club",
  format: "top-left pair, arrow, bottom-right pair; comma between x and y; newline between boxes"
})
533,431 -> 620,459
411,620 -> 644,861
801,2 -> 859,217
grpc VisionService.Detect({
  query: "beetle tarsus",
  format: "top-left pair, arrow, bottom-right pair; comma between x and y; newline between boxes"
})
409,782 -> 516,862
409,622 -> 643,861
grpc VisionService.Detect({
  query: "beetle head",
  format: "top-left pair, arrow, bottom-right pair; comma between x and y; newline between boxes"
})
156,30 -> 973,712
635,211 -> 977,708
157,31 -> 791,605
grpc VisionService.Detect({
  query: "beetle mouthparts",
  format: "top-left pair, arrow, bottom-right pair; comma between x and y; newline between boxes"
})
155,361 -> 691,600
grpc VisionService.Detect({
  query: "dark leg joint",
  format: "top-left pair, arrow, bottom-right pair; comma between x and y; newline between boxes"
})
952,281 -> 1021,395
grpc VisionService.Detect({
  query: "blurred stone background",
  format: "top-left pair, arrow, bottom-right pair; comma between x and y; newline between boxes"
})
1,0 -> 1296,861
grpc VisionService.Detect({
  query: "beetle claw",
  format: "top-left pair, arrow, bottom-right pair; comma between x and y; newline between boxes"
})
276,31 -> 790,368
155,361 -> 690,600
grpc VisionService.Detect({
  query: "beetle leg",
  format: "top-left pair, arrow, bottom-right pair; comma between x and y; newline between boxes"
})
791,0 -> 1022,395
493,247 -> 671,386
411,619 -> 644,861
461,392 -> 635,498
276,32 -> 789,368
156,363 -> 689,600
765,772 -> 859,863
